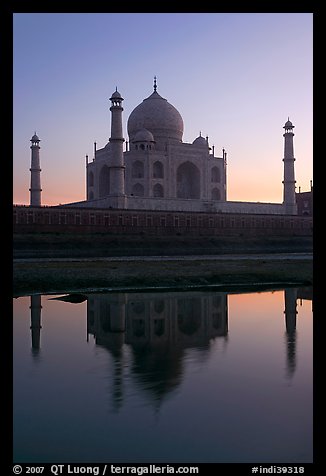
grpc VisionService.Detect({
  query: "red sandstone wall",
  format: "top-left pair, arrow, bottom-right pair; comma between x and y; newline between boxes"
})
13,205 -> 313,237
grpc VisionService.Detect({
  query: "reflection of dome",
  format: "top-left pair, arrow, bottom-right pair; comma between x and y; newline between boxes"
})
127,90 -> 184,143
131,345 -> 183,403
133,128 -> 155,143
192,134 -> 207,147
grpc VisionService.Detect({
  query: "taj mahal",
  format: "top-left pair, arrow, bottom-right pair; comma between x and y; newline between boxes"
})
28,78 -> 299,216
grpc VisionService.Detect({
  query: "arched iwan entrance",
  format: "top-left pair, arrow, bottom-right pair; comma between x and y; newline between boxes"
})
99,165 -> 110,197
176,161 -> 200,199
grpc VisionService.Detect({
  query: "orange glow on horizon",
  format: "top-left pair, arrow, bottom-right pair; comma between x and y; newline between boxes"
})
13,189 -> 86,207
227,291 -> 287,342
14,182 -> 284,208
229,290 -> 284,314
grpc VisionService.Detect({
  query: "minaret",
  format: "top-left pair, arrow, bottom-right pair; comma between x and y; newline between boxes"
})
109,88 -> 126,208
29,133 -> 42,206
282,119 -> 297,215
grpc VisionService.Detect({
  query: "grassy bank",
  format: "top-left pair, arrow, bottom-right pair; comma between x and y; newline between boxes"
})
13,232 -> 313,258
13,255 -> 313,296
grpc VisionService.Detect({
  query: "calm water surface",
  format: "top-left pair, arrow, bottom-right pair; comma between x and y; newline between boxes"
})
13,287 -> 313,463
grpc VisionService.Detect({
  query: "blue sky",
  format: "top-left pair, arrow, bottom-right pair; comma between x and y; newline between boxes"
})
13,12 -> 313,205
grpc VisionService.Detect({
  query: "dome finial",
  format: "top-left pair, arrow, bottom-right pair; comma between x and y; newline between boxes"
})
154,76 -> 157,92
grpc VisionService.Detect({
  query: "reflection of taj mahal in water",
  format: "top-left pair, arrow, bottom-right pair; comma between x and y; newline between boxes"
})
87,291 -> 228,408
29,288 -> 312,408
87,291 -> 228,348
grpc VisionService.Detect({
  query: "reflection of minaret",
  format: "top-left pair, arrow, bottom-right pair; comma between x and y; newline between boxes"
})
109,296 -> 126,413
111,353 -> 124,413
30,295 -> 42,356
284,288 -> 298,379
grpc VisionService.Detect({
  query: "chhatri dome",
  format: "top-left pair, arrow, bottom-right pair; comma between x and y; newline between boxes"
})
31,132 -> 40,142
133,128 -> 155,143
284,117 -> 294,129
192,132 -> 207,147
110,87 -> 122,100
127,77 -> 184,145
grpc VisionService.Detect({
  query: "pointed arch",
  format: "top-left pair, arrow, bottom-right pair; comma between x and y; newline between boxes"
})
212,188 -> 221,200
99,165 -> 110,197
211,166 -> 220,183
177,298 -> 202,335
153,183 -> 164,197
154,319 -> 165,336
153,161 -> 164,178
132,160 -> 144,178
177,161 -> 200,199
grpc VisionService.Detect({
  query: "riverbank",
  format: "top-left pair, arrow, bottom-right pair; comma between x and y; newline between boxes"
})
13,253 -> 313,296
13,232 -> 313,258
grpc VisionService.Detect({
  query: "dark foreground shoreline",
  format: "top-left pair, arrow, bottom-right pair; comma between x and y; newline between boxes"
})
13,253 -> 313,297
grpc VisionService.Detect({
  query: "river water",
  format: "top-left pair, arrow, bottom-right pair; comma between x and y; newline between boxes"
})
13,286 -> 313,463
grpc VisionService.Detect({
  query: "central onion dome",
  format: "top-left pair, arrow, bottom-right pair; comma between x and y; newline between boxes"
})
127,79 -> 184,144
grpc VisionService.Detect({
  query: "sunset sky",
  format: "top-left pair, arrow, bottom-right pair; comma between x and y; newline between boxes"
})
13,13 -> 313,206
